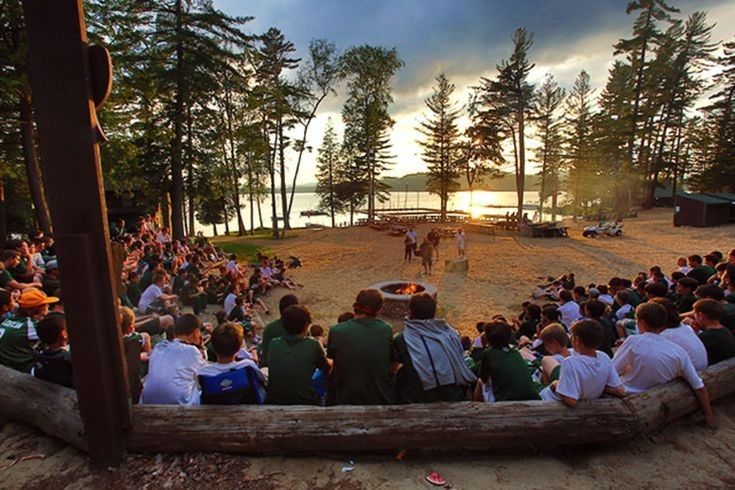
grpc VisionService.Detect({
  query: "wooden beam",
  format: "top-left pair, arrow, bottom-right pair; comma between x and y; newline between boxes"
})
20,0 -> 130,464
0,366 -> 86,452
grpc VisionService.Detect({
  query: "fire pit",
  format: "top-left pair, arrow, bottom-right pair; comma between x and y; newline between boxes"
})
369,280 -> 438,319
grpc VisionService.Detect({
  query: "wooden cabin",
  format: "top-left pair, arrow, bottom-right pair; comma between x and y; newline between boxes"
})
673,193 -> 731,227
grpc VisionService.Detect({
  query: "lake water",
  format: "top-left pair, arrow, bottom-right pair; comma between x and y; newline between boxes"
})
197,190 -> 541,234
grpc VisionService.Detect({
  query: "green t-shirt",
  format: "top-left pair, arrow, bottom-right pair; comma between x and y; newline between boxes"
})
9,261 -> 27,278
721,302 -> 735,333
479,347 -> 540,401
327,317 -> 396,405
392,332 -> 466,404
0,269 -> 13,288
518,319 -> 539,340
699,328 -> 735,366
0,315 -> 39,373
687,265 -> 715,285
260,318 -> 286,367
266,334 -> 328,405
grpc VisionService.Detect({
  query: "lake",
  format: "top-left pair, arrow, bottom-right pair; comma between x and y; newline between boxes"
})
197,190 -> 541,234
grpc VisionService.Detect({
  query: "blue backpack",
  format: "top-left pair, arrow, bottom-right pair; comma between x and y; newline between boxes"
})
198,366 -> 264,405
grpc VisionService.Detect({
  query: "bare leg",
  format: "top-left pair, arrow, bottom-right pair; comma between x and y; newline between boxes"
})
541,355 -> 561,385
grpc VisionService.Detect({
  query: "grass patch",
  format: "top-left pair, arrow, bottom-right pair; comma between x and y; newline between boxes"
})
216,241 -> 265,263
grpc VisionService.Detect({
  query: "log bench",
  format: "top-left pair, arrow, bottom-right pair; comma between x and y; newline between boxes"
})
1,358 -> 734,454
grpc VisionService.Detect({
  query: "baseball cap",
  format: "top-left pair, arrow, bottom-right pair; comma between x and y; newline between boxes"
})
19,289 -> 59,309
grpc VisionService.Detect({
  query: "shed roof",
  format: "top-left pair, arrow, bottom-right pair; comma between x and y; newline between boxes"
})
679,193 -> 732,205
707,192 -> 735,203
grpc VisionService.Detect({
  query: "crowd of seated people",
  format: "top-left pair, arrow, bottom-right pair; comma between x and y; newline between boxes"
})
1,222 -> 734,427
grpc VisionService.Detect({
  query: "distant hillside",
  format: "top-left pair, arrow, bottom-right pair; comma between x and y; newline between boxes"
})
293,172 -> 540,193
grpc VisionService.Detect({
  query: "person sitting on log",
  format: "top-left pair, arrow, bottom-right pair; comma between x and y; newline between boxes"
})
32,313 -> 74,389
393,293 -> 476,404
266,305 -> 329,405
327,289 -> 397,405
0,288 -> 58,373
652,297 -> 708,372
0,250 -> 43,292
695,299 -> 735,366
140,313 -> 207,405
537,323 -> 572,385
475,321 -> 540,402
539,320 -> 624,407
613,302 -> 714,428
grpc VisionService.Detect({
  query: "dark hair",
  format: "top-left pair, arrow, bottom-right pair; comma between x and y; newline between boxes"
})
671,271 -> 685,281
635,303 -> 667,331
278,294 -> 299,315
282,305 -> 312,335
572,286 -> 586,297
1,250 -> 20,262
571,320 -> 604,349
484,321 -> 511,349
353,289 -> 383,317
309,324 -> 325,337
0,289 -> 11,309
677,277 -> 699,292
608,277 -> 623,290
174,313 -> 201,336
688,254 -> 703,265
475,321 -> 486,334
621,278 -> 632,288
152,271 -> 166,284
211,323 -> 243,358
615,290 -> 631,305
558,289 -> 572,302
644,282 -> 669,298
215,310 -> 228,325
541,306 -> 561,323
649,297 -> 680,329
37,314 -> 66,345
696,285 -> 725,301
597,285 -> 609,295
337,311 -> 355,323
525,303 -> 541,320
585,299 -> 606,319
704,254 -> 718,265
408,293 -> 436,320
711,250 -> 724,262
694,298 -> 722,322
461,335 -> 472,351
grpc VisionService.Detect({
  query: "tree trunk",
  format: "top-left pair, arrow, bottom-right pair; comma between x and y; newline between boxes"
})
161,192 -> 171,229
278,116 -> 289,234
627,6 -> 653,168
257,197 -> 263,229
212,223 -> 217,237
186,106 -> 195,237
19,93 -> 52,234
517,110 -> 526,220
223,201 -> 230,235
0,171 -> 7,249
169,0 -> 186,240
223,83 -> 245,236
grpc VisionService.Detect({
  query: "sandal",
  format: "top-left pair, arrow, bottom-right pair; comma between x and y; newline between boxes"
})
426,472 -> 446,486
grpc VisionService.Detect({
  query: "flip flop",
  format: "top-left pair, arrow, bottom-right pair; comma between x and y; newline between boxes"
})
426,472 -> 446,486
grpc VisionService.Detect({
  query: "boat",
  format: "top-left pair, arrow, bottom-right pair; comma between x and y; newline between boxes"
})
300,210 -> 329,217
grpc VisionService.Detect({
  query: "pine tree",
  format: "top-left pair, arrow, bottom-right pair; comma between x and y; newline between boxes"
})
340,45 -> 404,221
532,74 -> 565,221
417,73 -> 463,221
315,120 -> 343,227
564,71 -> 595,218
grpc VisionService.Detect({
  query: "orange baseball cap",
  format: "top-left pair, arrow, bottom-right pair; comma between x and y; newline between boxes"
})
19,288 -> 59,309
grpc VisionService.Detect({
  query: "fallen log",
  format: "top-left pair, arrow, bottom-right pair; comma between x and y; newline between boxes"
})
2,358 -> 735,454
0,366 -> 87,451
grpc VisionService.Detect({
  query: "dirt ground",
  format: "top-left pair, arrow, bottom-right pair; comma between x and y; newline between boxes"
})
2,208 -> 735,489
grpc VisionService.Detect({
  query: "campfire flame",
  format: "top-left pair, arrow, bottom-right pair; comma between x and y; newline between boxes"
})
395,283 -> 420,295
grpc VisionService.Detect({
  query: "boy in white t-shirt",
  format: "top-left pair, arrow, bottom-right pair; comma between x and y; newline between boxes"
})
613,303 -> 714,427
140,314 -> 207,405
614,290 -> 634,321
540,320 -> 624,406
654,297 -> 708,371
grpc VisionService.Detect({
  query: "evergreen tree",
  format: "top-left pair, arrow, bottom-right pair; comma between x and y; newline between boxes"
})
564,71 -> 595,218
532,74 -> 565,221
315,120 -> 344,227
417,73 -> 463,221
340,45 -> 404,221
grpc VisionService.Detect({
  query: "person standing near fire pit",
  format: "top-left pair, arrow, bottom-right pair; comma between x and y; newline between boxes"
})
419,237 -> 434,275
404,228 -> 417,261
327,289 -> 396,405
456,229 -> 466,257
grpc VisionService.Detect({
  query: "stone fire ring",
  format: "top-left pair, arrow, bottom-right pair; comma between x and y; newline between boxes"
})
369,280 -> 438,319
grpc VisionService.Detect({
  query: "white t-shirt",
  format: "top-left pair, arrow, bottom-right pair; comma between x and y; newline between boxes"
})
661,324 -> 708,371
406,230 -> 417,244
456,233 -> 465,249
156,231 -> 172,244
558,301 -> 581,327
612,332 -> 704,394
615,304 -> 633,321
224,293 -> 237,316
140,340 -> 206,405
598,294 -> 614,306
540,351 -> 622,401
138,283 -> 162,313
226,260 -> 239,274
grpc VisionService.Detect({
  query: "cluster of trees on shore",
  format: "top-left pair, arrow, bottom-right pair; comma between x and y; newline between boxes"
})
1,0 -> 734,240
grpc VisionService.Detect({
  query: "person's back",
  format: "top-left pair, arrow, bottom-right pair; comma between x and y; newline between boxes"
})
140,314 -> 206,405
327,289 -> 395,405
32,314 -> 73,388
393,294 -> 475,403
694,299 -> 735,366
558,290 -> 580,326
661,325 -> 708,371
479,321 -> 539,401
267,305 -> 329,405
260,294 -> 298,367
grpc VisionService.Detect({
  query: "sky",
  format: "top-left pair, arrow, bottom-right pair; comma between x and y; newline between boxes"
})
214,0 -> 735,186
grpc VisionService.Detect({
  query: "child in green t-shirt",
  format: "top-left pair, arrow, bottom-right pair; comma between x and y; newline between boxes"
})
695,299 -> 735,365
476,321 -> 540,402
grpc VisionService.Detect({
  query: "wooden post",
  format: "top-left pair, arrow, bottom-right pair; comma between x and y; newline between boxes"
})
21,0 -> 130,464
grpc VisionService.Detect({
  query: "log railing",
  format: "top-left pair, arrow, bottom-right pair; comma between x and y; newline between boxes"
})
2,357 -> 734,454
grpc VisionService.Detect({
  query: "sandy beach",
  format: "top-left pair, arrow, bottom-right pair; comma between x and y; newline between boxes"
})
3,208 -> 735,489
